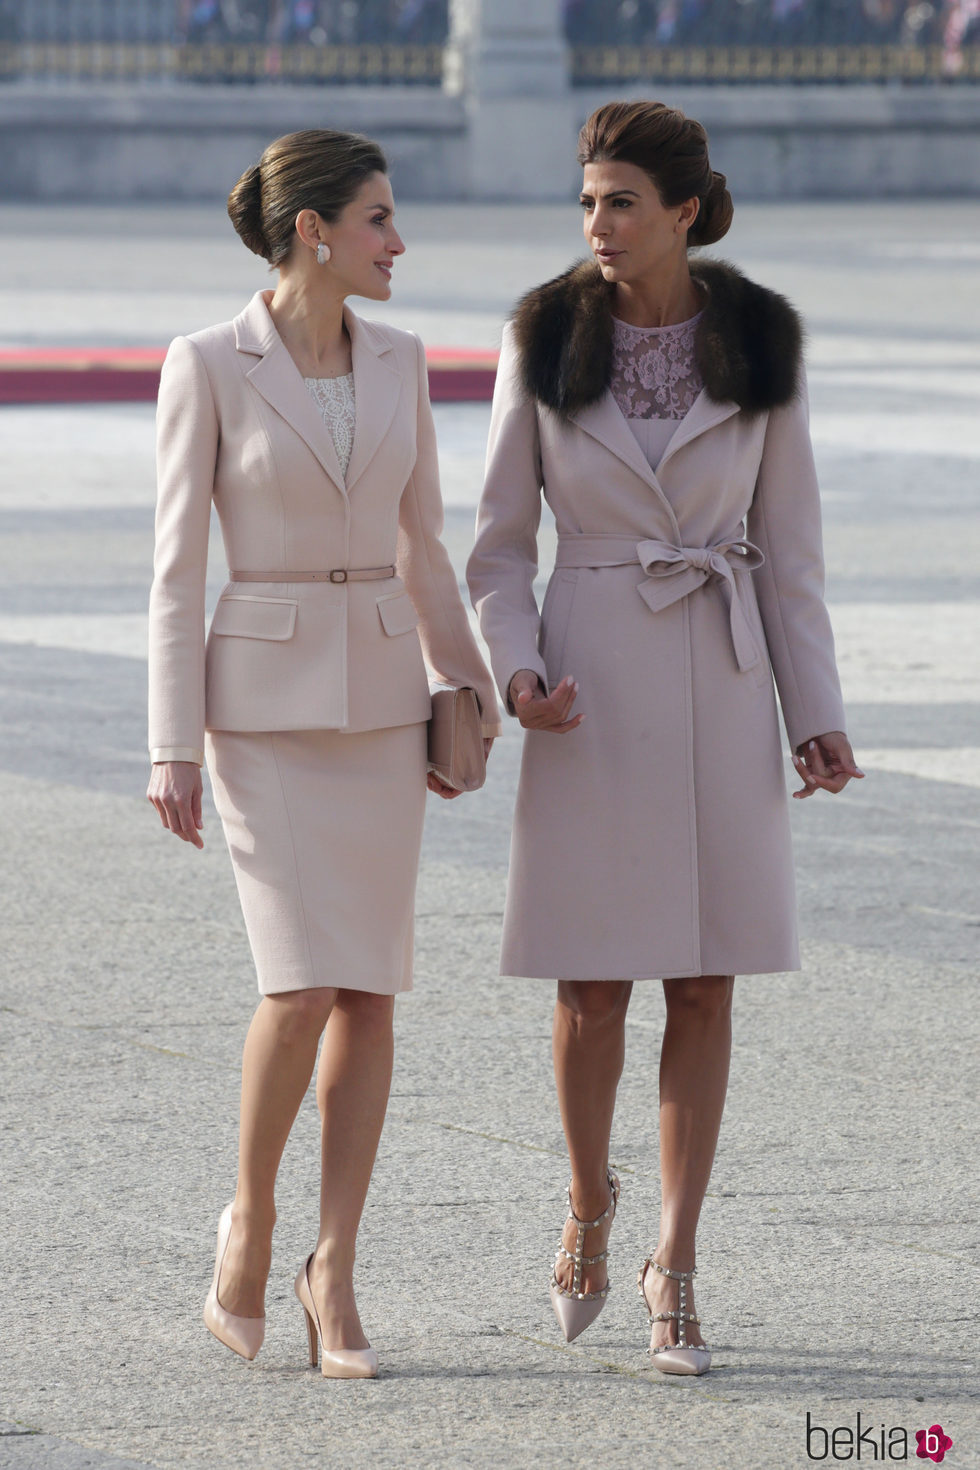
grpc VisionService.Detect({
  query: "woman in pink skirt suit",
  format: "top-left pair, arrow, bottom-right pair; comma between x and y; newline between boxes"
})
147,129 -> 499,1378
467,101 -> 863,1373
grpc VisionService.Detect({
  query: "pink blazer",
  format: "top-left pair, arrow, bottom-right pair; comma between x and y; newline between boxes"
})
149,291 -> 500,763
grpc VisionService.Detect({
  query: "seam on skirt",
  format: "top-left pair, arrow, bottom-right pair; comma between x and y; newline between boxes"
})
268,731 -> 318,988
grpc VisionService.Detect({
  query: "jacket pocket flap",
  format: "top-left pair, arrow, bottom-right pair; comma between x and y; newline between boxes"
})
377,591 -> 419,638
211,595 -> 298,641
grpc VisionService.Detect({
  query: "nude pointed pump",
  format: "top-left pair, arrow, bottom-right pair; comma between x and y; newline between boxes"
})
549,1172 -> 620,1343
203,1203 -> 265,1361
294,1255 -> 378,1380
638,1257 -> 712,1376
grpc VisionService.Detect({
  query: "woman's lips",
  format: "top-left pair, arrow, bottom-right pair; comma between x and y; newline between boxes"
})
596,249 -> 621,261
376,262 -> 392,278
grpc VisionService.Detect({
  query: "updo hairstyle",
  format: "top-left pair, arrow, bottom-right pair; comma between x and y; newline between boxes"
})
227,129 -> 388,266
578,101 -> 733,247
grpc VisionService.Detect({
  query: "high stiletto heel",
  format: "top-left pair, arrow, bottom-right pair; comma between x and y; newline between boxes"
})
294,1254 -> 378,1379
203,1203 -> 265,1361
548,1171 -> 620,1342
638,1257 -> 712,1376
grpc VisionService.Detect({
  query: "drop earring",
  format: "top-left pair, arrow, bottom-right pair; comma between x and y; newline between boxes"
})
316,242 -> 331,265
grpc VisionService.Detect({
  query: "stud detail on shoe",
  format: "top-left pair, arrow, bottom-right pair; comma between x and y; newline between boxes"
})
637,1256 -> 712,1374
548,1172 -> 620,1341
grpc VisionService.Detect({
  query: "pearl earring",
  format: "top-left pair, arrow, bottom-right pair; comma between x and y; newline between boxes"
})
316,242 -> 331,265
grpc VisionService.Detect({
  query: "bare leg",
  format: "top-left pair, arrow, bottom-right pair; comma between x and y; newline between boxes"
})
307,988 -> 396,1351
552,980 -> 633,1292
643,974 -> 734,1349
219,988 -> 337,1318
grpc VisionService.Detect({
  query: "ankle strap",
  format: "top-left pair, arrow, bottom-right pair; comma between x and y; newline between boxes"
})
644,1257 -> 696,1282
566,1172 -> 620,1230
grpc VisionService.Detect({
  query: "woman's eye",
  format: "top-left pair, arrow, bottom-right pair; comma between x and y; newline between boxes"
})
613,198 -> 631,208
579,200 -> 593,211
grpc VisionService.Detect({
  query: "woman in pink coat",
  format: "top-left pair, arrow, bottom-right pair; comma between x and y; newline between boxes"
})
147,129 -> 499,1378
467,101 -> 863,1373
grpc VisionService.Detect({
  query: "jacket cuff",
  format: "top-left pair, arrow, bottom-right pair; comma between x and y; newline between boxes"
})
151,746 -> 204,766
783,697 -> 847,756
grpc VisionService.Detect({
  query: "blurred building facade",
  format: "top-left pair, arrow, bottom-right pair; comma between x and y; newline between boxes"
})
1,0 -> 978,198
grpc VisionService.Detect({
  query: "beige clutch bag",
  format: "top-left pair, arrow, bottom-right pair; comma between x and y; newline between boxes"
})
427,686 -> 487,792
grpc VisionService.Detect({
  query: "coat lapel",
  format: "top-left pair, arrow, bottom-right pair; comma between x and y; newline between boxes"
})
344,306 -> 401,492
571,387 -> 742,525
657,389 -> 740,475
572,392 -> 664,493
571,392 -> 685,532
234,291 -> 347,498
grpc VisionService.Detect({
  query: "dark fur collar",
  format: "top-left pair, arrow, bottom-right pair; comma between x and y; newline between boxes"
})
511,257 -> 803,419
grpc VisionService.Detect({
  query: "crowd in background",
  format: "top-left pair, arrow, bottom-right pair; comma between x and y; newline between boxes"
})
173,0 -> 979,48
567,0 -> 980,50
3,0 -> 978,79
5,0 -> 978,51
177,0 -> 448,45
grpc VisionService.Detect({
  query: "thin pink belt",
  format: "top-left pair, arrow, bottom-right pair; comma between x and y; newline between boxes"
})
554,532 -> 765,673
229,566 -> 395,584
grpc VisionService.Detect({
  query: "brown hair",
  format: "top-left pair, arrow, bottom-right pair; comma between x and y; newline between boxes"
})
227,128 -> 388,266
578,101 -> 733,248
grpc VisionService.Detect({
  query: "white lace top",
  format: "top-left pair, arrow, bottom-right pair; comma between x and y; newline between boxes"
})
610,313 -> 704,470
611,313 -> 704,420
305,373 -> 356,480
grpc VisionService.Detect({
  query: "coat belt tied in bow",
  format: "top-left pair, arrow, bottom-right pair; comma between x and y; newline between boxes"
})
553,532 -> 766,673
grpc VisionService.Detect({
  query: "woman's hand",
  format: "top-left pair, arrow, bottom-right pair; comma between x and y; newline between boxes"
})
792,732 -> 865,800
509,671 -> 584,734
427,770 -> 464,799
147,760 -> 204,847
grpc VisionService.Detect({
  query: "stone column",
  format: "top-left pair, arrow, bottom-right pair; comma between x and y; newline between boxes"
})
444,0 -> 578,201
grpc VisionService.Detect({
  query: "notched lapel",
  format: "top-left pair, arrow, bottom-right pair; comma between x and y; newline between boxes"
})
244,341 -> 348,496
235,295 -> 348,496
345,310 -> 401,492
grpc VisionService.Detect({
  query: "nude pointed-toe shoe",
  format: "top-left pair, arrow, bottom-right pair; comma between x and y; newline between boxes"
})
638,1257 -> 712,1376
203,1204 -> 265,1361
548,1172 -> 620,1343
294,1255 -> 378,1380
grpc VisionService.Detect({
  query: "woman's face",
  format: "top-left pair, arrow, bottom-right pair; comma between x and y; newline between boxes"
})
310,171 -> 405,300
580,159 -> 696,286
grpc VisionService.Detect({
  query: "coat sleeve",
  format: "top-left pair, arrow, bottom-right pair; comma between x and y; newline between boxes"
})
396,333 -> 502,738
465,323 -> 548,711
147,335 -> 218,765
746,368 -> 847,752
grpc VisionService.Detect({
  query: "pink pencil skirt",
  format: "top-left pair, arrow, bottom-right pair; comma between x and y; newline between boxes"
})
205,723 -> 428,996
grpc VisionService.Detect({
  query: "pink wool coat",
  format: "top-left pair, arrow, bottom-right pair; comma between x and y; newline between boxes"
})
467,266 -> 847,981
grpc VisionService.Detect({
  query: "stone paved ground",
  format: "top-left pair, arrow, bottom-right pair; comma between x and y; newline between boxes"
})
0,201 -> 978,1470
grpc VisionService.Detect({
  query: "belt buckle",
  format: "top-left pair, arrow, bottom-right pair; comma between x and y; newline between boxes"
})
329,569 -> 347,583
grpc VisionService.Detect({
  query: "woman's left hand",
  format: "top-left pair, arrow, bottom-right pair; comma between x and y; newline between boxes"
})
792,732 -> 865,799
426,738 -> 495,801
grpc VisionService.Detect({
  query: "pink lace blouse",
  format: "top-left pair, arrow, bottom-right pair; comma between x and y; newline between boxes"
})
610,312 -> 704,470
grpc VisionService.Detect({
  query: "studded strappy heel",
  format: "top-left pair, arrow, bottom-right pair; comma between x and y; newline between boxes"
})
549,1172 -> 620,1342
638,1257 -> 711,1375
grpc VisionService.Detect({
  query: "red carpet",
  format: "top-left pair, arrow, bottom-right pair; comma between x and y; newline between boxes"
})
0,345 -> 498,405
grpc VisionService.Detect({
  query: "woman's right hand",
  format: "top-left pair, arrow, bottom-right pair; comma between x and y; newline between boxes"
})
508,671 -> 584,734
147,761 -> 204,848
